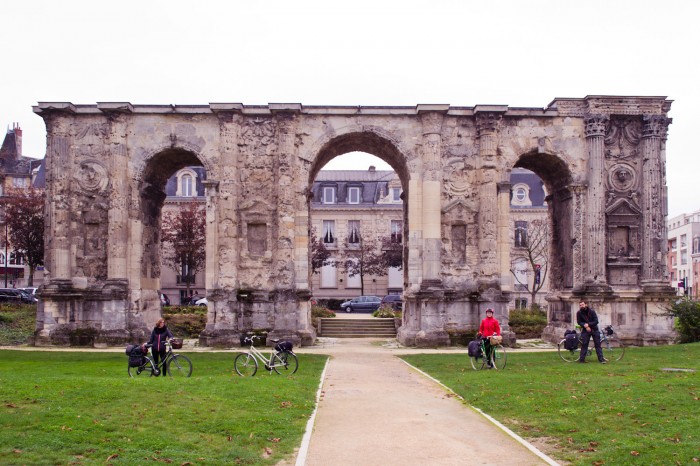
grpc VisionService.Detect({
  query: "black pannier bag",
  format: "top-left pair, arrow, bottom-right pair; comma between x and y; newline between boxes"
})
127,344 -> 147,367
564,330 -> 579,351
274,341 -> 294,353
467,339 -> 482,358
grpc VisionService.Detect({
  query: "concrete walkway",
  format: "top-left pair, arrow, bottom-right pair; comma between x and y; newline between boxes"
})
293,338 -> 557,466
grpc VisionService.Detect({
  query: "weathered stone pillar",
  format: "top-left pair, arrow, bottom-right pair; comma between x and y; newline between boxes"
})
475,107 -> 505,282
106,114 -> 129,280
418,108 -> 446,285
44,114 -> 73,280
641,115 -> 672,284
583,114 -> 609,284
570,183 -> 587,289
203,180 -> 220,291
497,181 -> 512,291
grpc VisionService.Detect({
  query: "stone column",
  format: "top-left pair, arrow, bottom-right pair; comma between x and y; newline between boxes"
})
583,114 -> 609,284
106,113 -> 129,279
641,115 -> 672,283
45,115 -> 73,280
475,109 -> 505,282
418,109 -> 446,286
203,180 -> 220,291
569,183 -> 587,289
497,181 -> 512,290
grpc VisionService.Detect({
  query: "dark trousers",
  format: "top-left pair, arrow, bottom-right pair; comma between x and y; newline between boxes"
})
579,329 -> 605,362
483,339 -> 493,365
152,348 -> 166,376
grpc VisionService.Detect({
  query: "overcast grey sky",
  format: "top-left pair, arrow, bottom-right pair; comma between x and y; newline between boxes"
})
2,0 -> 697,216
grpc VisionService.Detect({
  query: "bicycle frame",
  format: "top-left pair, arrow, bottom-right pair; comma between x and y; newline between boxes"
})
234,336 -> 298,376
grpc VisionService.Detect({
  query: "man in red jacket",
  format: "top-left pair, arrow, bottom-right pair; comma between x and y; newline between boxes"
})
478,308 -> 501,368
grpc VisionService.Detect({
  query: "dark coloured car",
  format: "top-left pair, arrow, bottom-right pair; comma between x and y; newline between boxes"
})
340,295 -> 382,313
381,294 -> 403,311
0,288 -> 35,304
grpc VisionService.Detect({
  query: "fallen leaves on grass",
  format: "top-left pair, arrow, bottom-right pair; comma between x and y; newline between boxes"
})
631,451 -> 640,456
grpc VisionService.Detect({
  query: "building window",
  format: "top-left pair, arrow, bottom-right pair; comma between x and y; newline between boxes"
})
515,298 -> 528,309
681,250 -> 688,265
348,187 -> 361,204
320,261 -> 337,288
348,220 -> 360,244
9,252 -> 23,265
670,238 -> 677,250
182,174 -> 193,197
694,237 -> 700,254
322,186 -> 336,204
0,253 -> 4,265
391,220 -> 403,243
681,234 -> 687,249
511,183 -> 532,207
392,188 -> 401,202
322,220 -> 336,245
11,177 -> 29,189
514,221 -> 528,248
175,169 -> 198,197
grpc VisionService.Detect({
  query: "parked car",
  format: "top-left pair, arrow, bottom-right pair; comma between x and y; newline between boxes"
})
340,295 -> 382,313
194,297 -> 208,307
159,292 -> 170,307
0,288 -> 36,304
21,287 -> 38,296
381,294 -> 403,311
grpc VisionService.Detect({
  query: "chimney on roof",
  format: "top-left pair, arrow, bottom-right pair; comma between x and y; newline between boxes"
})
13,123 -> 22,157
368,165 -> 376,172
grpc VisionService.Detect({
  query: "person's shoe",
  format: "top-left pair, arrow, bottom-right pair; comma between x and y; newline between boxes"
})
599,359 -> 608,364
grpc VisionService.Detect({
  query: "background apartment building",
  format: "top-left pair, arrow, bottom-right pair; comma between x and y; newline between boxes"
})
0,124 -> 45,288
667,210 -> 700,298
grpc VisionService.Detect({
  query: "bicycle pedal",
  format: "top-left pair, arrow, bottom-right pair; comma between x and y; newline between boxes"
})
264,365 -> 271,371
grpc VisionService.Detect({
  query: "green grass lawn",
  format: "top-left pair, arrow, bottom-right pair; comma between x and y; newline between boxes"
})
402,344 -> 700,466
0,351 -> 327,465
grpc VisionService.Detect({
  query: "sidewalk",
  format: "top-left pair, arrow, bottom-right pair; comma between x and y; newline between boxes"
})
293,338 -> 558,466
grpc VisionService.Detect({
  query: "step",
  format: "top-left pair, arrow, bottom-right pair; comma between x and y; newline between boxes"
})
319,318 -> 397,338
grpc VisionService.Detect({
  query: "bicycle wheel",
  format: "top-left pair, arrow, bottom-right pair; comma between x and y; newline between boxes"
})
558,340 -> 579,362
469,353 -> 486,370
491,345 -> 507,370
602,336 -> 625,361
167,354 -> 193,377
128,357 -> 155,377
271,352 -> 298,375
234,352 -> 258,376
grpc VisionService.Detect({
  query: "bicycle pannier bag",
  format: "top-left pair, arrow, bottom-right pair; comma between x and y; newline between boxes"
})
564,330 -> 578,351
467,339 -> 482,358
128,345 -> 146,367
125,344 -> 136,356
274,341 -> 293,353
489,335 -> 503,345
171,338 -> 183,349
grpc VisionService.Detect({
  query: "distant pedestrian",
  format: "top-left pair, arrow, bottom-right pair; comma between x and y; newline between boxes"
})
576,300 -> 607,364
478,308 -> 501,369
148,318 -> 173,376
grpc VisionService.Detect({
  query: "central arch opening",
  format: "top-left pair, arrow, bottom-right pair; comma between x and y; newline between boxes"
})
308,132 -> 409,317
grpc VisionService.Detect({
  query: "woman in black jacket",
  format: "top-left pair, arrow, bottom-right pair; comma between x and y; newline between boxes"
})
148,318 -> 173,376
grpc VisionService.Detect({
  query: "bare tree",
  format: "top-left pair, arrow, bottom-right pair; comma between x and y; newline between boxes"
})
161,202 -> 206,296
510,218 -> 549,307
341,232 -> 387,295
380,234 -> 403,270
1,188 -> 45,286
309,227 -> 332,275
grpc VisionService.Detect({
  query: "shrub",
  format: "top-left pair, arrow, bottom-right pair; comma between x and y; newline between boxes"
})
663,298 -> 700,343
311,304 -> 335,327
372,304 -> 398,318
0,304 -> 36,345
163,312 -> 207,338
509,306 -> 547,339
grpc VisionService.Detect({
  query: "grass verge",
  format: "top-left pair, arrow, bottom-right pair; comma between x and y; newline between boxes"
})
402,344 -> 700,466
0,350 -> 327,465
0,304 -> 36,345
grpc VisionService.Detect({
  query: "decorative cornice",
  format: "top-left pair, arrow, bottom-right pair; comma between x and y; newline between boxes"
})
474,111 -> 504,138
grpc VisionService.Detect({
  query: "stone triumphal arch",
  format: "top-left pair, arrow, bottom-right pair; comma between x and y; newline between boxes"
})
33,96 -> 675,347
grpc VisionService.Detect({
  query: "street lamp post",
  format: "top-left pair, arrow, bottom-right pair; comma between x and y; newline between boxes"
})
4,221 -> 7,288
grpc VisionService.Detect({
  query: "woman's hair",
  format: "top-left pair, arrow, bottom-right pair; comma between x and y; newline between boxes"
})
155,318 -> 166,326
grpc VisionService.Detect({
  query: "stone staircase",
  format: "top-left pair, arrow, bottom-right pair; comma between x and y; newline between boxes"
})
318,318 -> 397,338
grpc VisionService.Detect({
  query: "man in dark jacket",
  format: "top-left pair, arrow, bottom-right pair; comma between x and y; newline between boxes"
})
576,300 -> 607,364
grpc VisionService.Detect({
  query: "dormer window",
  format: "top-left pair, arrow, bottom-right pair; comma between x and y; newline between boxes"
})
348,186 -> 361,204
511,183 -> 532,207
322,186 -> 336,204
392,188 -> 401,202
175,168 -> 198,197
